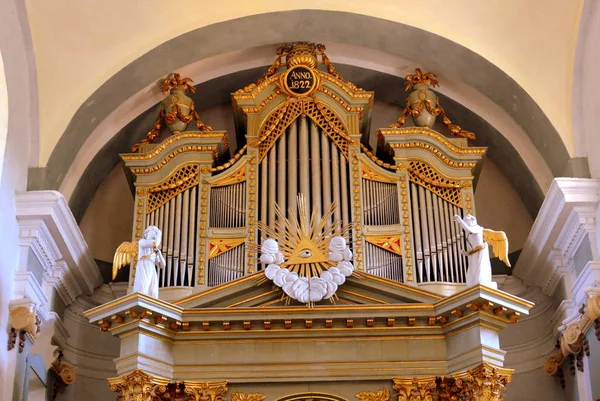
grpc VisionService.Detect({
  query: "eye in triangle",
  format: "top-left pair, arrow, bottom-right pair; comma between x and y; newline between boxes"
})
283,237 -> 332,266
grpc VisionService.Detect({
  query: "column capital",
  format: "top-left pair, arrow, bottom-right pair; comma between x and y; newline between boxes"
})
107,369 -> 170,401
393,377 -> 436,401
183,380 -> 228,401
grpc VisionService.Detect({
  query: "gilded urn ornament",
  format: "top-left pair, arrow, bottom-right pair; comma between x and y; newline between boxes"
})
131,72 -> 213,152
161,73 -> 195,134
405,69 -> 441,128
390,68 -> 476,140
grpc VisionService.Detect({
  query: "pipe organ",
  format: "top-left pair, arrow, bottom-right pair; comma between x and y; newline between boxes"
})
120,43 -> 486,299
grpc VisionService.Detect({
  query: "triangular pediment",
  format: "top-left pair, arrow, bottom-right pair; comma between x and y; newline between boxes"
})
174,272 -> 442,309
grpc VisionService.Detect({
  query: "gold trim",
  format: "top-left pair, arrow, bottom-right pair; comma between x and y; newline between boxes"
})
208,238 -> 246,260
364,235 -> 403,256
123,132 -> 226,161
226,290 -> 280,308
380,127 -> 486,155
336,289 -> 389,305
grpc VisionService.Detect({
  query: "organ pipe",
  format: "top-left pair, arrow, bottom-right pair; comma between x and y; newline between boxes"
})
287,120 -> 298,214
310,121 -> 322,216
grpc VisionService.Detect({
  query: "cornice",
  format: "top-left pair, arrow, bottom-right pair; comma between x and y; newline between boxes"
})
514,178 -> 600,295
16,190 -> 102,299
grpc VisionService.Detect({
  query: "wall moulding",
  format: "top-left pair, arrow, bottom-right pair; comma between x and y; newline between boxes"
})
514,178 -> 600,296
15,190 -> 103,304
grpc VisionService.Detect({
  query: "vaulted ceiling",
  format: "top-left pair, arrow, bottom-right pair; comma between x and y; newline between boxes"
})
20,1 -> 587,220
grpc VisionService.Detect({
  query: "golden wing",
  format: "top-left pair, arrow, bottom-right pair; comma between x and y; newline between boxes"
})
483,229 -> 510,267
112,241 -> 139,280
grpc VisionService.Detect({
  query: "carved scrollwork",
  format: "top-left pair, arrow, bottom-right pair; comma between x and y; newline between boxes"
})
355,388 -> 390,401
231,392 -> 266,401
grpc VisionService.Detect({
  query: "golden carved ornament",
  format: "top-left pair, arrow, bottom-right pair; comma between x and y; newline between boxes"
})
132,72 -> 214,152
183,380 -> 228,401
393,378 -> 435,401
146,164 -> 200,214
254,98 -> 354,162
389,69 -> 475,141
231,392 -> 266,401
208,238 -> 245,259
435,377 -> 471,401
407,161 -> 464,207
355,388 -> 391,401
160,72 -> 195,94
361,162 -> 397,183
460,363 -> 512,401
365,235 -> 403,256
404,68 -> 439,91
107,369 -> 170,401
543,355 -> 561,377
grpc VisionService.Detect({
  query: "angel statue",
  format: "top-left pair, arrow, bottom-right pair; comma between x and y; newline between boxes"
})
112,226 -> 166,298
453,214 -> 510,288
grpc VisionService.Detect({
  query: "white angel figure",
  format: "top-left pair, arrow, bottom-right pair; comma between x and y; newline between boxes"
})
454,214 -> 510,288
113,226 -> 166,298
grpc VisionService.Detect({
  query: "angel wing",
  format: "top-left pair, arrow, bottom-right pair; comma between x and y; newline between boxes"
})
483,229 -> 511,267
112,241 -> 139,280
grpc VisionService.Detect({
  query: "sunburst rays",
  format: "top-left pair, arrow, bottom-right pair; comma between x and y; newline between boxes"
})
257,194 -> 353,278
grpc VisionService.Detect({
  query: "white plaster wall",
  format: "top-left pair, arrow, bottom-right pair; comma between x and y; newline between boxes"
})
0,0 -> 38,398
572,0 -> 600,178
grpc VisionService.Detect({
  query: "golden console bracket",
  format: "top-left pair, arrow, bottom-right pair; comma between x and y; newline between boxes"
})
391,362 -> 513,401
544,293 -> 600,378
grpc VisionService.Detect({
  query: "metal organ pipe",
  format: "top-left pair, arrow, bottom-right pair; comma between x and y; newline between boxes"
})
411,183 -> 424,282
431,194 -> 444,281
299,115 -> 311,215
321,130 -> 332,224
188,187 -> 197,284
287,120 -> 298,215
173,193 -> 182,285
418,186 -> 431,281
268,141 -> 276,226
340,148 -> 349,227
425,190 -> 438,281
180,190 -> 190,285
278,127 -> 287,215
310,121 -> 322,216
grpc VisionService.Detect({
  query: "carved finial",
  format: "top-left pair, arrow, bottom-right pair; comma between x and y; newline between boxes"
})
403,68 -> 439,91
389,68 -> 476,140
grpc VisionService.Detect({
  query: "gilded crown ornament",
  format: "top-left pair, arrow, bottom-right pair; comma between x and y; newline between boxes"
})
390,68 -> 476,140
237,42 -> 360,94
131,72 -> 212,153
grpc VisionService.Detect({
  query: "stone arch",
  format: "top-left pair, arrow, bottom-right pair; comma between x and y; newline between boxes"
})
27,11 -> 574,219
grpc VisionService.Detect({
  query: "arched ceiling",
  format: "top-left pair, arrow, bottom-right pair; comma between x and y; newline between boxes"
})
25,0 -> 583,167
21,7 -> 588,222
